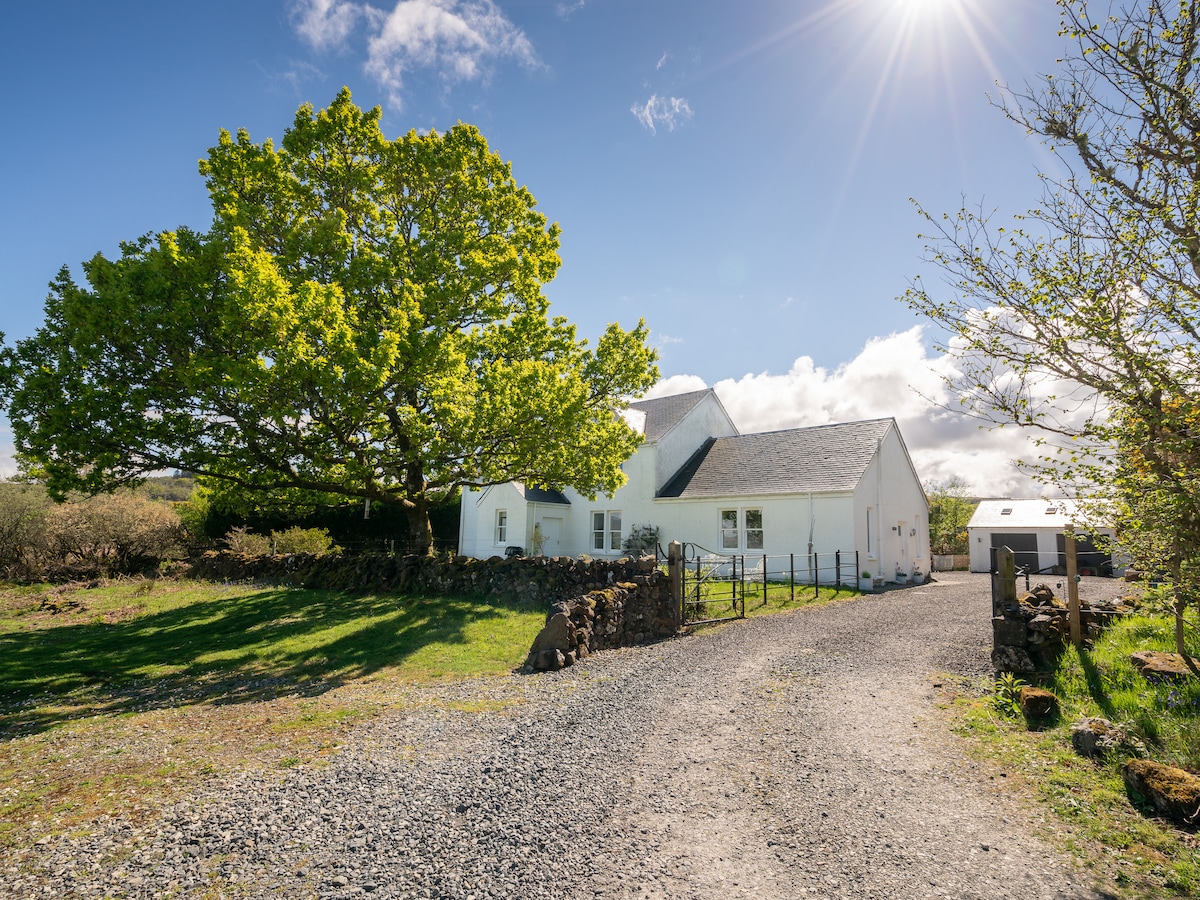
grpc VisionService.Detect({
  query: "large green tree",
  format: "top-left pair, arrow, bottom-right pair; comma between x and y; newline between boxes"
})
905,1 -> 1200,669
4,90 -> 658,554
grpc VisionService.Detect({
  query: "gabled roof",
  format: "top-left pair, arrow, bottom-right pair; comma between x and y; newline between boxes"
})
628,389 -> 723,442
658,419 -> 894,498
968,499 -> 1110,530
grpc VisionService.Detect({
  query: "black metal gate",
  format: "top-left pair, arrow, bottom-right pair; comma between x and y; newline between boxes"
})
679,544 -> 745,625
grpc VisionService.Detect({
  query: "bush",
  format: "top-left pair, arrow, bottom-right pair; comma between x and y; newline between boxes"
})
0,482 -> 52,577
271,526 -> 337,556
222,525 -> 338,557
223,526 -> 273,556
44,492 -> 185,573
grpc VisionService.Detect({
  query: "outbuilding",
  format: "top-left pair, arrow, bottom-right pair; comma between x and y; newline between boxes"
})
966,499 -> 1118,575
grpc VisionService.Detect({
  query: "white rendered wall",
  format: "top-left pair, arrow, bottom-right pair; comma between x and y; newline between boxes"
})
653,393 -> 738,493
852,425 -> 929,581
458,483 -> 529,559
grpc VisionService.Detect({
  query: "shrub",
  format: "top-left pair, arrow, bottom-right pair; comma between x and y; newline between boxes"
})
44,492 -> 185,573
0,482 -> 52,576
271,526 -> 337,556
223,526 -> 273,556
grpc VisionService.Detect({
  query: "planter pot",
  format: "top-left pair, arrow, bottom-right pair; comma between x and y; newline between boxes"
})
858,577 -> 874,592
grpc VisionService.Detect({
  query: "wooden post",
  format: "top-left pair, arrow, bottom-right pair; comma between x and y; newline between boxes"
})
992,546 -> 1016,616
1065,524 -> 1081,646
668,541 -> 683,630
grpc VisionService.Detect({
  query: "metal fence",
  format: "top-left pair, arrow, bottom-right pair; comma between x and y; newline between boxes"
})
660,543 -> 859,625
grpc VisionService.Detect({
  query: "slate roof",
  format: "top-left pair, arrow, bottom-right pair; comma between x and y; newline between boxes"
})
627,390 -> 719,442
516,485 -> 571,505
657,419 -> 894,498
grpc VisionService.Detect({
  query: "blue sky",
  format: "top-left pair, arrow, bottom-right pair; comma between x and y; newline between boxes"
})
1,0 -> 1071,495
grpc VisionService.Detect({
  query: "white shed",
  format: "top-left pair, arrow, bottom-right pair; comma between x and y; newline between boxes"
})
967,499 -> 1118,575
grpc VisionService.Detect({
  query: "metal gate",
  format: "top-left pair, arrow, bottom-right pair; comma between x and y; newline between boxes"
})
679,544 -> 745,625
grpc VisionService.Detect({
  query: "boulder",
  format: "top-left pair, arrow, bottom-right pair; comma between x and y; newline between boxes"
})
1018,686 -> 1058,719
992,616 -> 1027,647
1130,651 -> 1197,683
1071,717 -> 1128,758
1122,759 -> 1200,827
992,644 -> 1037,675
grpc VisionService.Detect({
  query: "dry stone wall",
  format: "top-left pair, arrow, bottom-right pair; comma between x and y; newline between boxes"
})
991,582 -> 1131,674
187,551 -> 677,667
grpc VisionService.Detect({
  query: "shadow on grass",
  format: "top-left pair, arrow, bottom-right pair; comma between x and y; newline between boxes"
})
0,587 -> 529,740
1075,648 -> 1117,720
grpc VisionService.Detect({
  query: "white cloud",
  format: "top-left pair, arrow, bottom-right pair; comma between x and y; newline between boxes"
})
631,94 -> 693,135
656,51 -> 669,70
555,0 -> 587,17
291,0 -> 537,108
292,0 -> 362,49
649,326 -> 1053,498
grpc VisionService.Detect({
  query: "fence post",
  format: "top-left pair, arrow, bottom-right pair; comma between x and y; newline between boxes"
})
1065,525 -> 1081,646
668,541 -> 683,630
790,552 -> 795,604
836,550 -> 841,588
812,551 -> 819,598
991,546 -> 1016,617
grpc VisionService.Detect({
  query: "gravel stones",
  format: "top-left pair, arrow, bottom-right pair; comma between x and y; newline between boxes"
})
3,573 -> 1119,899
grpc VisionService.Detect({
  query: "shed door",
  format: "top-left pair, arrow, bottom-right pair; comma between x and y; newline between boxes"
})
991,532 -> 1038,572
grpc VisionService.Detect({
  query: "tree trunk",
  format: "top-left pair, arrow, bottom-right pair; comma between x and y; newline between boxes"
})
1175,594 -> 1200,676
404,502 -> 434,556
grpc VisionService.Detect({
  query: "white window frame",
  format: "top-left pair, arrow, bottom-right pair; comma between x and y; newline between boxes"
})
495,509 -> 508,545
591,510 -> 622,552
720,508 -> 763,551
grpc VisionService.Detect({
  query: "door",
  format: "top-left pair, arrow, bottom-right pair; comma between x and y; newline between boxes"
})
539,517 -> 563,556
991,532 -> 1038,572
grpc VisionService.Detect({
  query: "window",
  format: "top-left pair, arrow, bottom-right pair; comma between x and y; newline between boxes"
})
720,509 -> 739,549
720,508 -> 763,550
592,510 -> 622,552
495,510 -> 508,544
745,509 -> 763,550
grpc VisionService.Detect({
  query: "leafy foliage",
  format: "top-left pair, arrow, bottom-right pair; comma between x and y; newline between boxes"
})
926,477 -> 976,555
993,672 -> 1027,718
5,90 -> 658,555
905,1 -> 1200,670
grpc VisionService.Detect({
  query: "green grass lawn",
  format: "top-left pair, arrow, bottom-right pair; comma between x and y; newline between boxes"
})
0,578 -> 546,849
682,577 -> 859,622
945,611 -> 1200,898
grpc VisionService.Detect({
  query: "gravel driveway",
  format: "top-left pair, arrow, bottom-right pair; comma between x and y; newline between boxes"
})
6,573 -> 1129,899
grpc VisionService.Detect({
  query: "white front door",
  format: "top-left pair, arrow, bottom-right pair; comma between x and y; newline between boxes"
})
539,517 -> 563,556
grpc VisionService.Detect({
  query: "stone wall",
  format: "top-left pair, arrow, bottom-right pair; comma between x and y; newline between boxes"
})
187,550 -> 665,606
524,574 -> 678,671
187,550 -> 677,671
991,583 -> 1121,674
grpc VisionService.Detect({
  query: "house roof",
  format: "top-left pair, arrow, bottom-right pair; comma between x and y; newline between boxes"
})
516,485 -> 570,505
628,389 -> 718,442
968,499 -> 1111,530
658,418 -> 894,498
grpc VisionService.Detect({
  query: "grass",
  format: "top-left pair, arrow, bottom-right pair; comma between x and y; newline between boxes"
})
682,577 -> 859,622
941,611 -> 1200,898
0,578 -> 545,850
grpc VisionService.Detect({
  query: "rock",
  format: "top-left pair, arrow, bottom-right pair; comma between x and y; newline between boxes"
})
991,645 -> 1037,675
1130,651 -> 1197,683
1122,759 -> 1200,827
1071,717 -> 1127,758
1018,686 -> 1058,719
992,616 -> 1027,646
1027,614 -> 1059,635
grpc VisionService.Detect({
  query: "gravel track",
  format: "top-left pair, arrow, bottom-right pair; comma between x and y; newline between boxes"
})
5,574 -> 1128,899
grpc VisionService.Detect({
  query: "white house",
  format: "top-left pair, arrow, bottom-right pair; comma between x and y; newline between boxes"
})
966,499 -> 1119,575
458,389 -> 929,581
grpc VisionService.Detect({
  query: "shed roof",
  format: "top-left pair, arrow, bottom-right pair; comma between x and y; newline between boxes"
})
967,499 -> 1111,530
658,419 -> 893,498
627,390 -> 719,442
